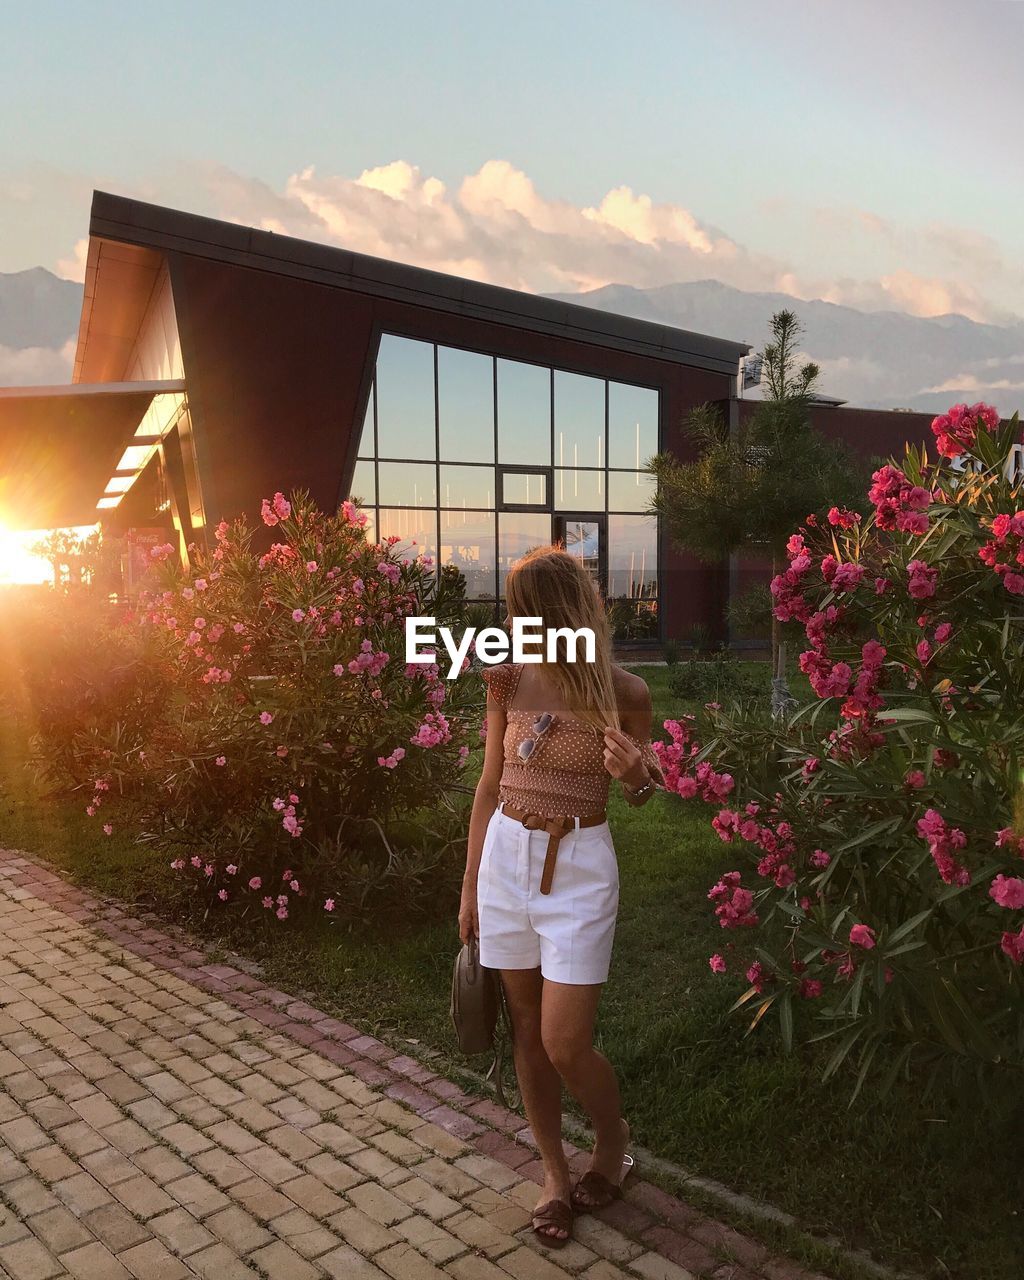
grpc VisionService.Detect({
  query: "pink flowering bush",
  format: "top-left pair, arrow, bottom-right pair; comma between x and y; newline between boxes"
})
34,492 -> 480,924
657,404 -> 1024,1085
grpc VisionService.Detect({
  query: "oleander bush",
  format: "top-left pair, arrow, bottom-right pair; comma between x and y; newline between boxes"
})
29,492 -> 481,924
655,403 -> 1024,1088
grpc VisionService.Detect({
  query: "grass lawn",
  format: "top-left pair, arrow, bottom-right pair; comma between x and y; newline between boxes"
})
0,662 -> 1020,1280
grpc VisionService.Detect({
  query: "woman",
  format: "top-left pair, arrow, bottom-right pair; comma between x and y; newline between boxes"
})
459,546 -> 662,1247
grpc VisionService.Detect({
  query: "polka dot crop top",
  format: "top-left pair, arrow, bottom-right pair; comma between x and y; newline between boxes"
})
483,663 -> 663,819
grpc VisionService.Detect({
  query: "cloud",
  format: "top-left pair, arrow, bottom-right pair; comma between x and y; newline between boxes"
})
0,339 -> 75,386
190,160 -> 1020,326
55,238 -> 88,283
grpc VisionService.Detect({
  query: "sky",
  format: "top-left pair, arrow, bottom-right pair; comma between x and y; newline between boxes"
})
3,0 -> 1024,322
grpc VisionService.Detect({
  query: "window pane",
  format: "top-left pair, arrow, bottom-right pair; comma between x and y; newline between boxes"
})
608,515 -> 658,600
607,469 -> 656,512
561,518 -> 601,583
378,508 -> 437,563
361,508 -> 377,545
441,511 -> 496,599
438,346 -> 493,462
498,359 -> 550,464
375,335 -> 435,459
554,468 -> 604,511
355,388 -> 375,457
554,370 -> 604,470
348,459 -> 376,507
501,471 -> 547,506
498,512 -> 551,594
440,465 -> 495,509
377,462 -> 436,507
609,382 -> 658,468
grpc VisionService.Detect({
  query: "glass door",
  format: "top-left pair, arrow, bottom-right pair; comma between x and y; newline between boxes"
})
554,514 -> 605,590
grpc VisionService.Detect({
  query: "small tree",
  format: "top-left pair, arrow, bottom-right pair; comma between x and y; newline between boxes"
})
650,311 -> 865,684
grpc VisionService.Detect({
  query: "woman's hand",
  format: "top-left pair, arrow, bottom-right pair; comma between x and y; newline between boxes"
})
603,726 -> 648,790
458,885 -> 479,945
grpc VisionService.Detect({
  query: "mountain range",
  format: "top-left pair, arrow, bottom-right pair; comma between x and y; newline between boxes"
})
2,267 -> 1022,416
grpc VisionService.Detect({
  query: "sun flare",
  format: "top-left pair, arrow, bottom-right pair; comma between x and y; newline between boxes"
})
0,518 -> 99,587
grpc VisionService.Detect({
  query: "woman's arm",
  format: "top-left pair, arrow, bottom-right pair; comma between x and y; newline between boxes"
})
459,691 -> 506,943
605,676 -> 658,807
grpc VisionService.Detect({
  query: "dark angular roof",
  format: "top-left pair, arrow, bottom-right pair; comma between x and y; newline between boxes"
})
87,191 -> 749,376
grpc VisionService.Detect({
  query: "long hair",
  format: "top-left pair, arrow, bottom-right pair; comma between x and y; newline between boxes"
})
505,546 -> 618,732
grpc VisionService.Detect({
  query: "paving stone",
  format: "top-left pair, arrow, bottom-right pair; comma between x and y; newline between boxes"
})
0,1235 -> 64,1280
320,1242 -> 391,1277
349,1181 -> 418,1226
327,1205 -> 402,1255
629,1252 -> 698,1280
82,1200 -> 151,1252
61,1240 -> 135,1280
111,1173 -> 176,1219
375,1242 -> 450,1280
148,1207 -> 216,1257
183,1241 -> 262,1279
115,1239 -> 192,1280
22,1205 -> 93,1254
247,1239 -> 323,1279
204,1204 -> 274,1252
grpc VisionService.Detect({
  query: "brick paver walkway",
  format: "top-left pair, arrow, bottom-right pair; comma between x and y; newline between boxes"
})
0,852 -> 837,1280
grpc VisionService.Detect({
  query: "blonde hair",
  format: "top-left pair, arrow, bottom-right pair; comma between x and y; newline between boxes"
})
505,546 -> 619,732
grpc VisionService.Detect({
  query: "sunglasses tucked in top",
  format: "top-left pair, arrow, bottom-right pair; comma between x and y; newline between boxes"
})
485,664 -> 664,820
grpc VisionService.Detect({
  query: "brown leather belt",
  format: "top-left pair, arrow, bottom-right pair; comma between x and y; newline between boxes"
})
500,805 -> 607,895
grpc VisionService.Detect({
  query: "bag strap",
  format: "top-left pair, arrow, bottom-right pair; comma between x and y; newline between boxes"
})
484,971 -> 520,1112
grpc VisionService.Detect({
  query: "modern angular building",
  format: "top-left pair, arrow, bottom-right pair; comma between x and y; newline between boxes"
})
0,192 -> 938,643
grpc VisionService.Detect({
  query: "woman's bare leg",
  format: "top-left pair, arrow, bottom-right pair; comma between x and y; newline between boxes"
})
500,968 -> 571,1239
540,980 -> 629,1205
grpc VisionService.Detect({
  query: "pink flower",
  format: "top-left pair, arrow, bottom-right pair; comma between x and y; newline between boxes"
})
989,875 -> 1024,910
708,871 -> 758,929
262,896 -> 273,908
259,711 -> 274,725
324,898 -> 336,912
226,864 -> 237,876
810,849 -> 831,868
907,560 -> 938,600
799,978 -> 823,999
849,923 -> 876,949
1001,927 -> 1024,965
218,889 -> 228,902
249,876 -> 262,891
292,608 -> 305,622
102,824 -> 112,836
215,756 -> 226,766
905,770 -> 926,789
934,622 -> 953,644
709,954 -> 726,974
306,561 -> 318,573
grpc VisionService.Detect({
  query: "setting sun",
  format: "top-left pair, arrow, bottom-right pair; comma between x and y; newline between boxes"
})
0,518 -> 98,586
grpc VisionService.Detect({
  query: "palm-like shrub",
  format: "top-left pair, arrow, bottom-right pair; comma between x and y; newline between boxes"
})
655,404 -> 1024,1088
45,493 -> 480,922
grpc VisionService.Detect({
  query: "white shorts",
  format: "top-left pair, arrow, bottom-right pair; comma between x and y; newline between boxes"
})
477,806 -> 620,985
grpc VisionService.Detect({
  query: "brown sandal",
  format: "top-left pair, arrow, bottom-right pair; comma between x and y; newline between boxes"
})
531,1198 -> 573,1247
571,1153 -> 635,1212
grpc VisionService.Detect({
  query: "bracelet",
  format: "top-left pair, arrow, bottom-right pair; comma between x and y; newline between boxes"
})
623,775 -> 655,800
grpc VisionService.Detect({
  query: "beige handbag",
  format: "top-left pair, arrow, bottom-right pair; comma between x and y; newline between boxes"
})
450,936 -> 516,1109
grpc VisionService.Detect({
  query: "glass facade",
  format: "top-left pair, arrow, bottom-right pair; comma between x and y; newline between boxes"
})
348,334 -> 660,638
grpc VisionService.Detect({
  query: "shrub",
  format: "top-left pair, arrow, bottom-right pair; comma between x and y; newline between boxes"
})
656,404 -> 1024,1088
2,595 -> 171,789
35,493 -> 481,925
667,649 -> 764,704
